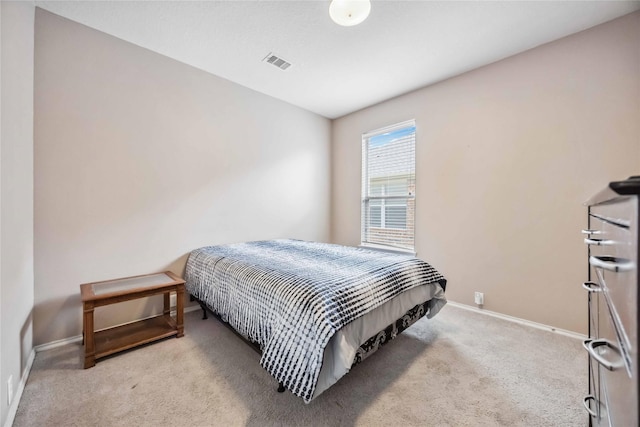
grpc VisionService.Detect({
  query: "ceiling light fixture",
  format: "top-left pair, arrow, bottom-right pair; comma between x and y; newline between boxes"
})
329,0 -> 371,27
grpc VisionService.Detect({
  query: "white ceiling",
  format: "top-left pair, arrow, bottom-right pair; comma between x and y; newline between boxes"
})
36,0 -> 640,119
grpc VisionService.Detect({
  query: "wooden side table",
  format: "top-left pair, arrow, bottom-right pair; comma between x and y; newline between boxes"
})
80,271 -> 185,369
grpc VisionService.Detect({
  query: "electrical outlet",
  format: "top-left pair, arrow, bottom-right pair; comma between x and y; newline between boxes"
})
7,375 -> 13,406
474,292 -> 484,306
170,294 -> 177,308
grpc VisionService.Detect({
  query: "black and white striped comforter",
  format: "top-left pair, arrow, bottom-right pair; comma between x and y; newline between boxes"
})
185,239 -> 447,403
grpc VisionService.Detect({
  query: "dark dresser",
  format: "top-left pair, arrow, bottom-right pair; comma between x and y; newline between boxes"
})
583,176 -> 639,426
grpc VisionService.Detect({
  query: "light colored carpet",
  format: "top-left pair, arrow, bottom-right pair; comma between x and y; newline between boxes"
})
13,304 -> 586,426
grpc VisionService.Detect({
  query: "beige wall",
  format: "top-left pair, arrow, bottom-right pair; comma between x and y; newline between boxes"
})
34,9 -> 331,345
1,1 -> 35,425
331,12 -> 640,334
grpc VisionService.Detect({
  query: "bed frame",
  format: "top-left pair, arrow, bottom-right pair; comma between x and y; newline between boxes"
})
190,293 -> 433,395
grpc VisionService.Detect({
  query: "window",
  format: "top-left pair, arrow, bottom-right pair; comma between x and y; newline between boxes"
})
361,120 -> 416,251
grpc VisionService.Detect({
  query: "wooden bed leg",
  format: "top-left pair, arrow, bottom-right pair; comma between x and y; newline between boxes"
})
277,383 -> 285,393
198,302 -> 208,320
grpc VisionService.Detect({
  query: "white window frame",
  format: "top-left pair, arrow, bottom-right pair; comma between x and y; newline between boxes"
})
361,119 -> 416,253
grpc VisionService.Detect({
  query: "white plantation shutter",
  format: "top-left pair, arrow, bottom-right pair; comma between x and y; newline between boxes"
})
361,120 -> 416,251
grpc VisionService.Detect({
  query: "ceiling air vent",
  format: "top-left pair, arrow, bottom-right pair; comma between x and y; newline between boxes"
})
263,53 -> 291,71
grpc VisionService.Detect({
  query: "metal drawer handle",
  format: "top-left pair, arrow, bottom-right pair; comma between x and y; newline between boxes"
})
582,229 -> 603,235
584,238 -> 614,246
582,395 -> 598,417
589,256 -> 635,272
583,339 -> 624,371
581,282 -> 602,293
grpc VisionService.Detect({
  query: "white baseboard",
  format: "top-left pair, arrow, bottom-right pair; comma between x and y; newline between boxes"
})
3,348 -> 36,427
34,335 -> 83,353
446,301 -> 586,340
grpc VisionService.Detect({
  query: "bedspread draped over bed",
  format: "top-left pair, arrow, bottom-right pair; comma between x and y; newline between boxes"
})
185,239 -> 447,403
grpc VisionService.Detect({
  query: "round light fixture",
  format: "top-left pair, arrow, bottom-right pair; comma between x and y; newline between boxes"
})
329,0 -> 371,27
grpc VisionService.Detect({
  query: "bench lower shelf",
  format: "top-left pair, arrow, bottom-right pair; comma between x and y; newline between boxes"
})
94,314 -> 178,359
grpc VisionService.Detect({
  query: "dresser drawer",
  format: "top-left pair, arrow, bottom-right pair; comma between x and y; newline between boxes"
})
590,257 -> 636,358
591,196 -> 635,226
587,201 -> 634,261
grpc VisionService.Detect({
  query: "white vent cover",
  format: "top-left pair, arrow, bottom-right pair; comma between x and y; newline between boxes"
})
263,52 -> 291,70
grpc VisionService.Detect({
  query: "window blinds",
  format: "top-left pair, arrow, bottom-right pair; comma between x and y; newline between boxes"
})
361,120 -> 416,251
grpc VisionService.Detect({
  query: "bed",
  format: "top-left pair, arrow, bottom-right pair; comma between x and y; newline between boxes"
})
184,239 -> 447,403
